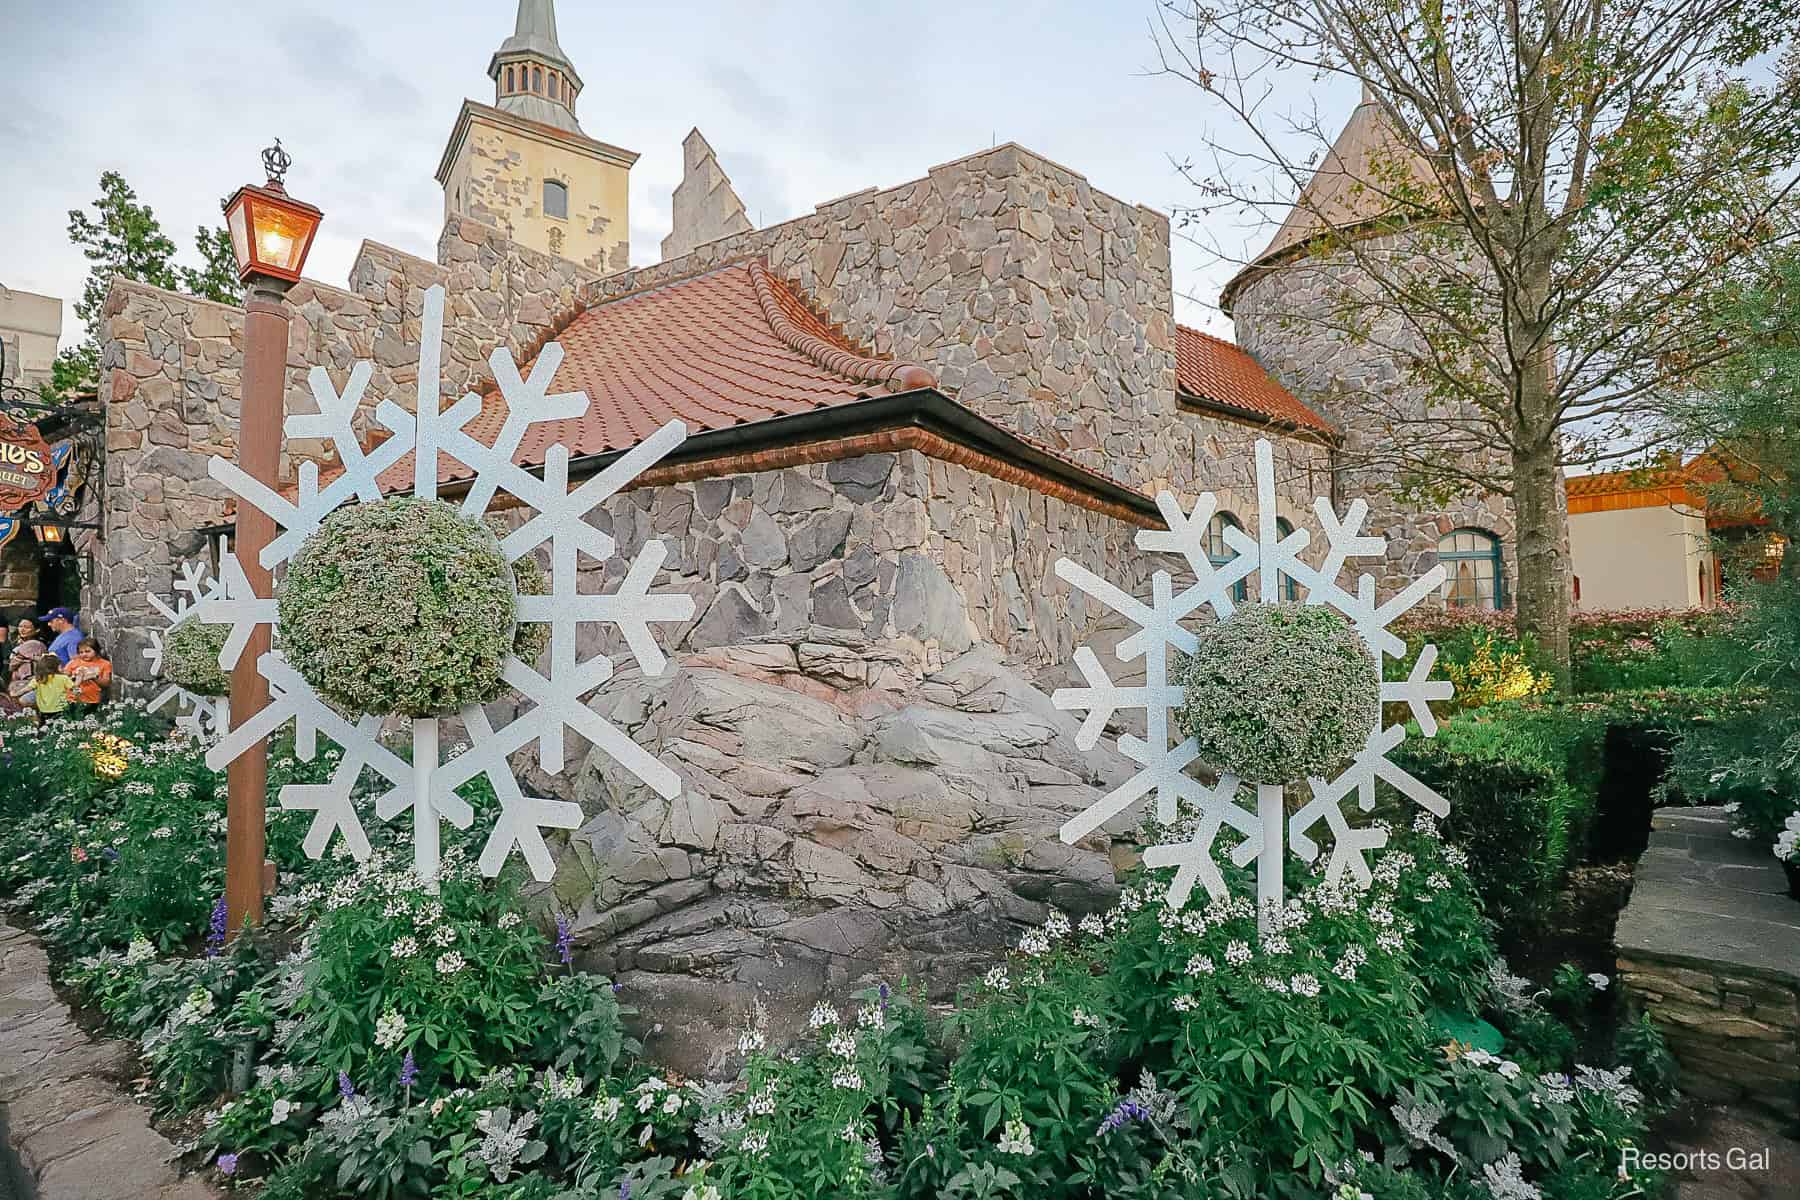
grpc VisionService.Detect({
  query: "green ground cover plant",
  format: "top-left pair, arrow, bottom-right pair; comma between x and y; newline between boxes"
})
0,704 -> 1676,1199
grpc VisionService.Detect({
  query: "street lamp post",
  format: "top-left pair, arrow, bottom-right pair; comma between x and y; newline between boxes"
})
220,141 -> 322,935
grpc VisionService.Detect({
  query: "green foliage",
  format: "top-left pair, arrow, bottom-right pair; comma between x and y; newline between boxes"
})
0,706 -> 1663,1200
163,617 -> 232,697
1174,604 -> 1379,784
279,498 -> 519,717
62,171 -> 240,365
510,552 -> 551,667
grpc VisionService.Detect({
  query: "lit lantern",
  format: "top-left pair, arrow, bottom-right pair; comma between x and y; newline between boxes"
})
222,141 -> 323,285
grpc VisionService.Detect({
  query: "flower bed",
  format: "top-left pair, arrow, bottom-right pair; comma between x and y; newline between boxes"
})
0,705 -> 1679,1199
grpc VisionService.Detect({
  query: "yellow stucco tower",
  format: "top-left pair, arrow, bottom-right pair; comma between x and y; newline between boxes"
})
436,0 -> 638,274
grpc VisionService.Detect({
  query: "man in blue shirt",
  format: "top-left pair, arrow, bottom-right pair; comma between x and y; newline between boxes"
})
41,608 -> 82,666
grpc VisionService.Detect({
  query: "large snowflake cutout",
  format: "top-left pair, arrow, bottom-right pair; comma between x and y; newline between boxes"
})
143,548 -> 232,740
1055,439 -> 1454,917
192,285 -> 695,884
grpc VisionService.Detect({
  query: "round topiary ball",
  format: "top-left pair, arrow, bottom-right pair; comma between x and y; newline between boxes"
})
1173,603 -> 1379,784
163,619 -> 231,697
278,497 -> 519,718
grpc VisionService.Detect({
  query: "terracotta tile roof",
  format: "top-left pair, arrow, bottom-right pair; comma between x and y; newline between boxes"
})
1175,324 -> 1334,435
1564,463 -> 1692,498
376,260 -> 935,489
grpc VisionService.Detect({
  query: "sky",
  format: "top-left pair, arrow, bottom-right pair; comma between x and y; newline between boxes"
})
0,0 -> 1358,349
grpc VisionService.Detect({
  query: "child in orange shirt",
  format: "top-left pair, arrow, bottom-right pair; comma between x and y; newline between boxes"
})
67,638 -> 113,707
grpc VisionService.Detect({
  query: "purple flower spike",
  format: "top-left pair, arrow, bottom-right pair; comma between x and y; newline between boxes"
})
619,1182 -> 631,1200
216,1152 -> 238,1176
1095,1098 -> 1152,1137
338,1070 -> 356,1100
555,913 -> 573,966
205,896 -> 228,957
399,1050 -> 418,1088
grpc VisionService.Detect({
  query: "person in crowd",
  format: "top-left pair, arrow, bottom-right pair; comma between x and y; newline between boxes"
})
67,638 -> 113,709
3,621 -> 48,715
41,608 -> 82,666
31,655 -> 73,724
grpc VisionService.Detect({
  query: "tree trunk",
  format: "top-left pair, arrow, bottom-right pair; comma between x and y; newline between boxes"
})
1512,438 -> 1572,681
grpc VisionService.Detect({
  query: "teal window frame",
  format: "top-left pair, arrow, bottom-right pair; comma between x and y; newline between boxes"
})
1439,528 -> 1506,610
1205,512 -> 1250,604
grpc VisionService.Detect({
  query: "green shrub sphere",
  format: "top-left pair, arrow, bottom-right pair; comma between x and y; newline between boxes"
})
162,619 -> 232,697
1174,603 -> 1379,784
278,498 -> 520,717
510,552 -> 551,666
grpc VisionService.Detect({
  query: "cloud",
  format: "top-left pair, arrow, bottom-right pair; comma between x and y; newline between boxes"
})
703,62 -> 790,127
277,13 -> 425,116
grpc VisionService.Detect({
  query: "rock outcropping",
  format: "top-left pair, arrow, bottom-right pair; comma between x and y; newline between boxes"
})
531,641 -> 1133,1076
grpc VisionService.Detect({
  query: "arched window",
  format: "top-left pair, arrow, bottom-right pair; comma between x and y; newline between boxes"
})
1205,512 -> 1250,604
543,179 -> 569,220
504,65 -> 515,94
533,65 -> 544,93
1439,528 -> 1505,610
1275,518 -> 1301,601
549,73 -> 560,101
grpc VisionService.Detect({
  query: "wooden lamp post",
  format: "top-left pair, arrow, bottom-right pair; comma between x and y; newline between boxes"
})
219,141 -> 322,935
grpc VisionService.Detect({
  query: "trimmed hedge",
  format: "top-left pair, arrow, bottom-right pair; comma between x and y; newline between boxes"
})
1387,688 -> 1764,934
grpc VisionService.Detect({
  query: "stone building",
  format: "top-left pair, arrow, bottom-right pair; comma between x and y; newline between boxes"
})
87,2 -> 1520,1065
437,0 -> 636,273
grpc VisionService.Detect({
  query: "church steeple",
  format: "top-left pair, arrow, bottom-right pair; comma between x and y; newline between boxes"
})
488,0 -> 584,134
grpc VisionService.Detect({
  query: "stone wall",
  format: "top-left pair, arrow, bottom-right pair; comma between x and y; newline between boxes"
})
90,216 -> 598,680
1231,238 -> 1522,600
582,144 -> 1197,497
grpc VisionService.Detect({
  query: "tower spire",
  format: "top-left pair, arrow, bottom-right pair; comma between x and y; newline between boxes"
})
488,0 -> 584,134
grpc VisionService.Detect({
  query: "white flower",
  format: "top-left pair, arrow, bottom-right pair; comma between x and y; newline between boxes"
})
1427,873 -> 1451,891
1224,940 -> 1252,967
996,1118 -> 1035,1156
807,1002 -> 839,1029
270,1098 -> 293,1125
738,1129 -> 770,1157
430,924 -> 458,947
1078,913 -> 1105,937
123,936 -> 155,966
497,911 -> 522,930
828,1031 -> 858,1059
662,1092 -> 683,1115
1186,954 -> 1215,976
1018,928 -> 1051,957
737,1029 -> 766,1055
1043,911 -> 1071,940
1171,995 -> 1196,1012
593,1095 -> 622,1121
1260,933 -> 1290,956
856,1004 -> 885,1031
1376,930 -> 1405,954
830,1068 -> 863,1091
1071,1007 -> 1104,1030
1290,973 -> 1321,998
1481,1152 -> 1541,1200
374,1009 -> 407,1050
150,826 -> 173,839
636,1091 -> 658,1114
390,935 -> 419,959
1498,1060 -> 1522,1081
984,966 -> 1010,992
434,951 -> 466,975
1586,973 -> 1610,992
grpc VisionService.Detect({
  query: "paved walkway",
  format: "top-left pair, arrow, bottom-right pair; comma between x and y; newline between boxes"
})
1616,806 -> 1800,1120
0,920 -> 216,1200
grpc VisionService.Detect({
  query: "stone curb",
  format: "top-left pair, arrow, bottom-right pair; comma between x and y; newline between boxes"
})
0,921 -> 219,1200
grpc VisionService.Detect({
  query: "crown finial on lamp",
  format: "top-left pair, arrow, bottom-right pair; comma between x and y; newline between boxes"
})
262,139 -> 292,188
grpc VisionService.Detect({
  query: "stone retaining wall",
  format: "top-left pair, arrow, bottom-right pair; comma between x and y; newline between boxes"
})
0,920 -> 216,1199
1615,807 -> 1800,1120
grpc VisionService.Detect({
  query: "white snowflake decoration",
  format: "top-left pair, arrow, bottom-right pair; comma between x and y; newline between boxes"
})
193,285 -> 695,884
1055,440 -> 1454,922
142,547 -> 232,740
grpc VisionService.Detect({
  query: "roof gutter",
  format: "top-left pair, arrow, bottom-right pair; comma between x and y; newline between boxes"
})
560,388 -> 1163,522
